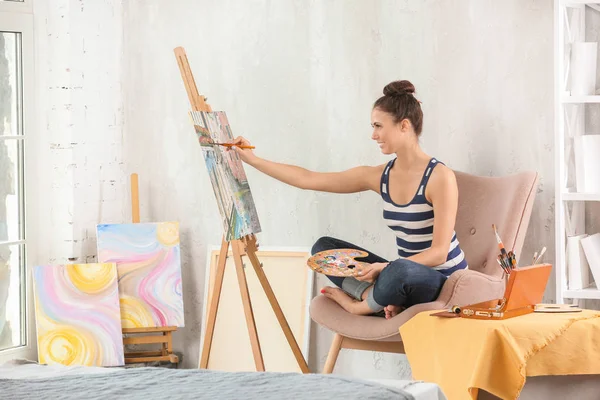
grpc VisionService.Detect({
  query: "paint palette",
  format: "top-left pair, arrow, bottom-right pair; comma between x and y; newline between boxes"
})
306,249 -> 371,277
534,304 -> 582,313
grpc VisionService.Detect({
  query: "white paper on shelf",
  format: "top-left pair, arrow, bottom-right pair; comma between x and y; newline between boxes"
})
573,136 -> 585,193
574,135 -> 600,193
567,234 -> 591,289
581,233 -> 600,288
568,106 -> 586,193
570,42 -> 598,96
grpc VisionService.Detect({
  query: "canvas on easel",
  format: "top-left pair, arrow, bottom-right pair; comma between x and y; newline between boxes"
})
190,110 -> 261,241
174,46 -> 309,373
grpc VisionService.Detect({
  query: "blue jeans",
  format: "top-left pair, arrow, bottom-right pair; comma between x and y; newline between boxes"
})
311,236 -> 447,314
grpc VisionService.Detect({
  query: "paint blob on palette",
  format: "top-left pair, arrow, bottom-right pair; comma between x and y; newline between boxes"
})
32,263 -> 124,367
96,222 -> 184,329
306,249 -> 371,277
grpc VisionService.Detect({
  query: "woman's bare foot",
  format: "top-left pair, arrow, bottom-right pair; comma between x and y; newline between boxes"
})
320,286 -> 375,315
321,287 -> 357,313
384,305 -> 403,319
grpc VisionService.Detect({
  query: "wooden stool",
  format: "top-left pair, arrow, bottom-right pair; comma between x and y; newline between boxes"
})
123,327 -> 179,365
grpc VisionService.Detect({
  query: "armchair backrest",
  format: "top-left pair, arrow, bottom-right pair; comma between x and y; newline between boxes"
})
454,170 -> 539,278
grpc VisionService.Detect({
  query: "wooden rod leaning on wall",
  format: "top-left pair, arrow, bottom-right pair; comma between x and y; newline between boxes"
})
131,173 -> 140,223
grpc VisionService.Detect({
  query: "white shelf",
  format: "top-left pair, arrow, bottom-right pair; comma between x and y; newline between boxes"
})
563,287 -> 600,299
555,2 -> 600,305
562,95 -> 600,103
562,1 -> 600,5
562,192 -> 600,201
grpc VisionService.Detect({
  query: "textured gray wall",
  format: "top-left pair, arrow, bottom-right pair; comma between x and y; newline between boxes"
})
122,0 -> 555,374
33,0 -> 126,264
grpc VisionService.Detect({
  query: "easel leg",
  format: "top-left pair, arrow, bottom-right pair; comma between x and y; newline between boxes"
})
199,238 -> 229,369
246,242 -> 310,373
232,240 -> 265,371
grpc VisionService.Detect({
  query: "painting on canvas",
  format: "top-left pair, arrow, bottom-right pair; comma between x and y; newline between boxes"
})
190,111 -> 261,241
32,263 -> 124,367
96,222 -> 184,328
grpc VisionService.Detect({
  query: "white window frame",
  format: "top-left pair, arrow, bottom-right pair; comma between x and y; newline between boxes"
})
0,0 -> 31,14
0,0 -> 36,364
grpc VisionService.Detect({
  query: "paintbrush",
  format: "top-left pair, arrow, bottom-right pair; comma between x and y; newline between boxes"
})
497,257 -> 510,274
213,142 -> 255,149
199,140 -> 256,150
492,224 -> 509,260
508,250 -> 517,269
533,246 -> 546,264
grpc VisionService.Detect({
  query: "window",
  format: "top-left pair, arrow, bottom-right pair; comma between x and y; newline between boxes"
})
0,2 -> 33,360
0,1 -> 28,13
0,30 -> 25,352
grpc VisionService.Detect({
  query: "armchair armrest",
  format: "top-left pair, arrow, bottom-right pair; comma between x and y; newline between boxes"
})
436,269 -> 505,308
392,269 -> 506,327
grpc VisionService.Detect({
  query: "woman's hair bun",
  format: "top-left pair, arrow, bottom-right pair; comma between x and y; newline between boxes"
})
383,80 -> 416,97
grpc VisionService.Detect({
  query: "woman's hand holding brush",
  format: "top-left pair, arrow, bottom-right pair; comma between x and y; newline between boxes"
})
227,136 -> 257,164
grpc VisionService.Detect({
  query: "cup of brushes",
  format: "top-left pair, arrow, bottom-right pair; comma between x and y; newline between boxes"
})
492,224 -> 546,276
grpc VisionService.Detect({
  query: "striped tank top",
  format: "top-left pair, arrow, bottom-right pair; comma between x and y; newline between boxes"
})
380,157 -> 468,276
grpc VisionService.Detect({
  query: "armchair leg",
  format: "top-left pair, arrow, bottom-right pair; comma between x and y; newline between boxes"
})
323,333 -> 344,374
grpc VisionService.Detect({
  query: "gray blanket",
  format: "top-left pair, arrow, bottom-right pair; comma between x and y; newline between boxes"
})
0,367 -> 415,400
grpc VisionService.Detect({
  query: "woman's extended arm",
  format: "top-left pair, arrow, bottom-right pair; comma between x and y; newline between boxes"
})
230,136 -> 383,194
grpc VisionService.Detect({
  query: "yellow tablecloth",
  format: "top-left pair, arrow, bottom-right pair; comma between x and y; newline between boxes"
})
399,309 -> 600,400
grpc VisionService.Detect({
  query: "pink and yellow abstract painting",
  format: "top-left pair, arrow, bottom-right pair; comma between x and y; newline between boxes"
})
96,222 -> 184,328
32,263 -> 124,366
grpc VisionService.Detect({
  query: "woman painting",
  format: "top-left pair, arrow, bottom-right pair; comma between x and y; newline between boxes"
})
229,80 -> 467,319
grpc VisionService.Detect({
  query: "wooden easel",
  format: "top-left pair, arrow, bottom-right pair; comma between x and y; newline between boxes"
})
173,46 -> 309,373
120,173 -> 179,365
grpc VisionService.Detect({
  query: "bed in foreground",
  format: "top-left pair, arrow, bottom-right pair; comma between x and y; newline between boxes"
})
0,360 -> 447,400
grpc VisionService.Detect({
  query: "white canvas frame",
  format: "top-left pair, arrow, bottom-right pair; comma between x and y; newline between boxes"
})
199,245 -> 314,368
